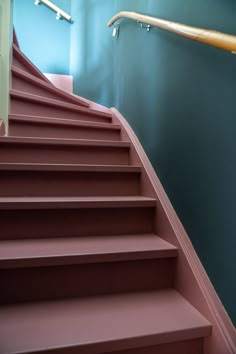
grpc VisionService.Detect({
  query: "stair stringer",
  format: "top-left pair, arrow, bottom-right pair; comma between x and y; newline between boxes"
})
0,120 -> 6,136
12,50 -> 91,109
111,107 -> 236,354
71,94 -> 112,113
12,44 -> 52,84
11,34 -> 110,112
13,28 -> 19,48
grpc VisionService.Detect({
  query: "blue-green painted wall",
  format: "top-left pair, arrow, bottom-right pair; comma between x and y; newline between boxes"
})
71,0 -> 236,325
13,0 -> 71,74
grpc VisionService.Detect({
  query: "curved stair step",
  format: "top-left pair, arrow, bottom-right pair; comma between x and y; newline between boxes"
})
10,89 -> 113,123
12,66 -> 89,108
9,114 -> 121,140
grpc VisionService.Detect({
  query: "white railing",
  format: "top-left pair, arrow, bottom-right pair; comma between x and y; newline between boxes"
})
35,0 -> 72,21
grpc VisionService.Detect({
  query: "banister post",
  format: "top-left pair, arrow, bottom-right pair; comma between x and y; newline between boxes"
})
0,0 -> 13,135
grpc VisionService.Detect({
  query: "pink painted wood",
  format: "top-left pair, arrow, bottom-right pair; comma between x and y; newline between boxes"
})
10,89 -> 113,122
111,107 -> 236,353
12,66 -> 89,107
0,37 -> 235,354
44,73 -> 73,94
13,28 -> 19,48
0,119 -> 5,136
8,114 -> 121,140
12,44 -> 52,84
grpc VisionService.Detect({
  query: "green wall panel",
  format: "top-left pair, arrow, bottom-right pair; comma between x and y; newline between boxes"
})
71,0 -> 236,325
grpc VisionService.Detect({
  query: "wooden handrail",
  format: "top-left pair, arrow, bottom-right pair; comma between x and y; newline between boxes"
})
108,11 -> 236,53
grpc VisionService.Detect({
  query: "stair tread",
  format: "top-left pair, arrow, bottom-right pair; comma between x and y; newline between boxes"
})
9,114 -> 120,130
11,66 -> 90,108
0,289 -> 211,354
0,196 -> 156,209
0,163 -> 140,172
0,136 -> 130,147
10,89 -> 112,119
0,234 -> 177,268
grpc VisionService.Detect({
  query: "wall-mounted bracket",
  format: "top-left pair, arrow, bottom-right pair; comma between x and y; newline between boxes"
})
137,21 -> 151,32
34,0 -> 72,22
112,24 -> 120,38
56,12 -> 62,20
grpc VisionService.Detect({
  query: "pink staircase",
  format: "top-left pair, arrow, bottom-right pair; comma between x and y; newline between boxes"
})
0,39 -> 235,354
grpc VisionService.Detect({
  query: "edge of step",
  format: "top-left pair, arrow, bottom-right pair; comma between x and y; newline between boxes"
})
0,196 -> 157,210
0,234 -> 178,269
0,163 -> 141,173
10,89 -> 113,120
0,136 -> 130,148
9,114 -> 120,131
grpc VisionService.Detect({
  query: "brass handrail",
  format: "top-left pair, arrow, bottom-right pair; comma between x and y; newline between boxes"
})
108,11 -> 236,54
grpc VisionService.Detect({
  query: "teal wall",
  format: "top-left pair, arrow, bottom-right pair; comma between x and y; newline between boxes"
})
13,0 -> 71,74
71,0 -> 236,325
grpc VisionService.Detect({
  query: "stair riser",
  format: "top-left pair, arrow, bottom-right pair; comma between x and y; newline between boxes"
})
12,75 -> 81,106
104,339 -> 204,354
9,121 -> 121,141
0,207 -> 154,240
0,171 -> 140,197
0,145 -> 129,165
11,98 -> 112,123
0,258 -> 174,303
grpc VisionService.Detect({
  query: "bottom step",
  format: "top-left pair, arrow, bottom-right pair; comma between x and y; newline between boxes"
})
0,289 -> 211,354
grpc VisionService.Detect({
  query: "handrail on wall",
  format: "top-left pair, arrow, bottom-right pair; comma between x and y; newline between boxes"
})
108,11 -> 236,54
35,0 -> 72,22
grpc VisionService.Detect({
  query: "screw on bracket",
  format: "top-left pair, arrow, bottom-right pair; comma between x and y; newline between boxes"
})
137,21 -> 151,32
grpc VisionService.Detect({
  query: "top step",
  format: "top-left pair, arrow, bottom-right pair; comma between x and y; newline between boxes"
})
12,44 -> 51,84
